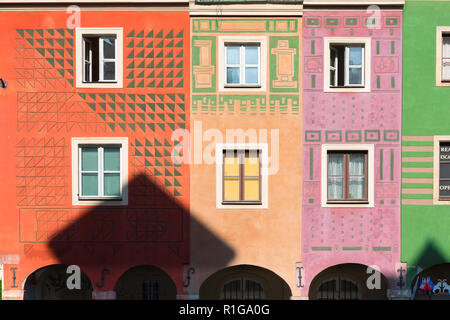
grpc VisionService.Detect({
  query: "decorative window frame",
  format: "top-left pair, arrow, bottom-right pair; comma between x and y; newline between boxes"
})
321,144 -> 374,208
436,27 -> 450,87
323,37 -> 371,93
433,135 -> 450,204
75,27 -> 123,89
215,143 -> 268,209
218,36 -> 267,92
72,137 -> 128,206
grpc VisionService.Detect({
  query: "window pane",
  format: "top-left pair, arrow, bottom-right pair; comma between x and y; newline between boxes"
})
349,47 -> 362,65
328,154 -> 344,175
442,58 -> 450,80
349,176 -> 365,199
349,153 -> 365,175
349,67 -> 362,85
104,173 -> 120,196
245,67 -> 258,84
244,154 -> 259,176
81,147 -> 98,171
440,162 -> 450,179
84,62 -> 90,82
439,179 -> 450,197
103,62 -> 116,80
103,37 -> 115,59
330,69 -> 336,87
245,46 -> 258,65
443,36 -> 450,58
104,147 -> 120,171
226,46 -> 240,64
224,179 -> 240,201
226,67 -> 240,84
81,173 -> 98,196
224,155 -> 239,176
328,177 -> 344,199
244,179 -> 260,201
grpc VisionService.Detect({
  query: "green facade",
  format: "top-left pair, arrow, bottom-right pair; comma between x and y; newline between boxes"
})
403,0 -> 450,285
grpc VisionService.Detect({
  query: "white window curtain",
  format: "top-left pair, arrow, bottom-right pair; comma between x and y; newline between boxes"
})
349,154 -> 365,199
442,35 -> 450,81
328,154 -> 344,199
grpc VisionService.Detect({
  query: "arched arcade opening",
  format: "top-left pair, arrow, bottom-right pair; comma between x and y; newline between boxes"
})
199,264 -> 292,300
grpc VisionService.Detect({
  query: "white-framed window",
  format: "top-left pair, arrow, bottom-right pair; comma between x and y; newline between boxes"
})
216,143 -> 268,209
218,36 -> 267,92
321,144 -> 374,208
225,44 -> 260,87
324,37 -> 371,92
76,28 -> 123,88
436,27 -> 450,86
72,137 -> 128,206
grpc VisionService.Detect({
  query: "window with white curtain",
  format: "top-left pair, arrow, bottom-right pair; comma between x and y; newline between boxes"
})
225,43 -> 260,87
327,151 -> 368,202
442,35 -> 450,81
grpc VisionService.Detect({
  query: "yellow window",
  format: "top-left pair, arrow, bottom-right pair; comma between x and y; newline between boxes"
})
244,179 -> 260,201
224,178 -> 240,201
244,153 -> 259,177
224,155 -> 240,176
223,150 -> 261,203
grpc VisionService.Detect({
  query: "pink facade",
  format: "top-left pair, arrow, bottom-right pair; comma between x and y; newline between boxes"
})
301,10 -> 403,297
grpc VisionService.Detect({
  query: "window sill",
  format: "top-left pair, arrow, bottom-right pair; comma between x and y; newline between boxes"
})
324,86 -> 370,93
327,201 -> 369,204
322,201 -> 373,208
221,201 -> 263,205
82,81 -> 118,84
76,81 -> 123,89
78,197 -> 123,201
224,85 -> 261,88
435,81 -> 450,87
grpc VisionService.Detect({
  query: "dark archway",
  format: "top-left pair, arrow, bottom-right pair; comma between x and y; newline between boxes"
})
24,264 -> 93,300
199,264 -> 292,300
411,263 -> 450,300
309,263 -> 388,300
114,265 -> 177,300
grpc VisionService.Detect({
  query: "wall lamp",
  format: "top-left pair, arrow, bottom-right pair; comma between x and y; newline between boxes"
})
0,78 -> 7,89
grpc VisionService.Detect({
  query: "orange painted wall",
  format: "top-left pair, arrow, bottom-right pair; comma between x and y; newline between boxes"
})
0,9 -> 190,298
189,17 -> 302,297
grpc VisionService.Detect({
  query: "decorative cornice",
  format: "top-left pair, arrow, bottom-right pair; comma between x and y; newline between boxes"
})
189,1 -> 303,16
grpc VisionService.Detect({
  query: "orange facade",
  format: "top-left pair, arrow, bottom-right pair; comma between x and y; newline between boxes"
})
188,17 -> 302,299
0,9 -> 190,299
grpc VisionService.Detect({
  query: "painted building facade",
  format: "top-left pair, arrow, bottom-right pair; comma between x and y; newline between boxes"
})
187,0 -> 304,300
301,0 -> 406,299
402,0 -> 450,300
0,2 -> 191,300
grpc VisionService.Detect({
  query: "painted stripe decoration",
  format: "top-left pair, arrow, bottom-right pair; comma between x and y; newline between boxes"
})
311,247 -> 332,251
380,149 -> 383,180
401,136 -> 434,205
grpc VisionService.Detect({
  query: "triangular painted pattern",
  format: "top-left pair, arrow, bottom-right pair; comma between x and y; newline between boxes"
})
125,29 -> 184,89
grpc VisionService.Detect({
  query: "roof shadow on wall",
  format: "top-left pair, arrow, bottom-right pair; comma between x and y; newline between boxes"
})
407,240 -> 448,285
23,172 -> 235,297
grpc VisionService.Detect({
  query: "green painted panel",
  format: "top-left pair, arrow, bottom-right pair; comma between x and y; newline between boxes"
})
269,36 -> 299,93
192,36 -> 216,93
403,1 -> 450,135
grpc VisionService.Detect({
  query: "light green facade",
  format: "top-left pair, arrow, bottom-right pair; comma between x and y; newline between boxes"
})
403,0 -> 450,285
